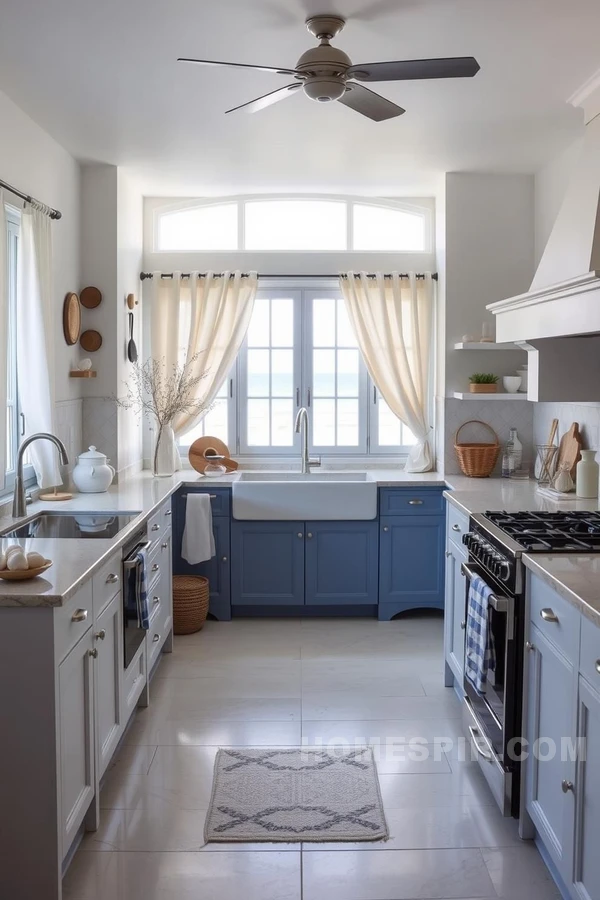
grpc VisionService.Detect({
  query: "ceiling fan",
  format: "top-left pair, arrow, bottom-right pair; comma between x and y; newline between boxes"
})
178,14 -> 480,122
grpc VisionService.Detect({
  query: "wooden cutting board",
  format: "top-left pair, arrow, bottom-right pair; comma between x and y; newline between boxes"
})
188,436 -> 238,475
557,423 -> 583,476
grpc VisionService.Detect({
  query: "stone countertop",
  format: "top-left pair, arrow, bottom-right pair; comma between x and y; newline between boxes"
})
443,480 -> 600,517
524,554 -> 600,626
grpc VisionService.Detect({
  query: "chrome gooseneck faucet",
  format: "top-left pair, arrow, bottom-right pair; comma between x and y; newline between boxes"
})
12,433 -> 69,518
294,407 -> 321,475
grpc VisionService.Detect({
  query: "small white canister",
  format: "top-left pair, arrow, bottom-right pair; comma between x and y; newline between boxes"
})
72,446 -> 116,493
576,450 -> 599,499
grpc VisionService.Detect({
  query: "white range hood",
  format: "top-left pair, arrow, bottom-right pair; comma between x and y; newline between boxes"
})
487,72 -> 600,401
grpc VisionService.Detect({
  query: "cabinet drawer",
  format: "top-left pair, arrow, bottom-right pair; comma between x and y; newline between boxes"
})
147,502 -> 171,546
92,550 -> 122,616
181,488 -> 230,517
54,580 -> 94,664
122,643 -> 146,722
580,623 -> 600,688
147,607 -> 171,670
447,502 -> 469,545
379,488 -> 445,516
530,575 -> 580,662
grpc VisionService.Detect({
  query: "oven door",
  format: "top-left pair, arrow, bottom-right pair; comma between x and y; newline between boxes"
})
123,542 -> 150,669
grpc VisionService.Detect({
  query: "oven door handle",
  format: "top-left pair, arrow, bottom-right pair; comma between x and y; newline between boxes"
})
123,541 -> 152,569
460,562 -> 510,613
468,725 -> 494,763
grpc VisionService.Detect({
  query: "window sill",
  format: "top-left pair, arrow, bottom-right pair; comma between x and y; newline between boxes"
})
178,455 -> 409,470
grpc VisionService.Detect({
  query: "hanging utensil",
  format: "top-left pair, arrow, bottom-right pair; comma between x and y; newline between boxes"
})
127,312 -> 138,363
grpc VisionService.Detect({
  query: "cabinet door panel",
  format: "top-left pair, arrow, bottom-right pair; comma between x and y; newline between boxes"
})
573,676 -> 600,900
59,630 -> 95,857
379,516 -> 445,610
174,504 -> 231,620
95,592 -> 122,778
525,623 -> 575,877
232,522 -> 304,606
444,539 -> 467,685
305,521 -> 378,606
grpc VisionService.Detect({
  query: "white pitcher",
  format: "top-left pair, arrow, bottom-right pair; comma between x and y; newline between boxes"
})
72,446 -> 116,493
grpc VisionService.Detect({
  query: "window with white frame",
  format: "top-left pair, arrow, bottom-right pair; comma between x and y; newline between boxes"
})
154,196 -> 431,254
176,281 -> 417,458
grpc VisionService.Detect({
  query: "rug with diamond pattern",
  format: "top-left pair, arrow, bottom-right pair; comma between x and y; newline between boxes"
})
204,746 -> 388,843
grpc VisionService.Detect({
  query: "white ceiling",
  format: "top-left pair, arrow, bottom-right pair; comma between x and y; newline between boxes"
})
0,0 -> 598,195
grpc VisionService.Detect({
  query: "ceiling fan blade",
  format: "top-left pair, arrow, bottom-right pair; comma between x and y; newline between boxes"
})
338,83 -> 405,121
178,58 -> 298,76
225,83 -> 302,115
347,56 -> 480,82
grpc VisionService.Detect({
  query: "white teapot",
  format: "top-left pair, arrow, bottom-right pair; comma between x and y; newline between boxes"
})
72,446 -> 115,493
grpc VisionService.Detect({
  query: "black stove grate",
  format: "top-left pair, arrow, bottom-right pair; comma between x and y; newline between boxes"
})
483,510 -> 600,552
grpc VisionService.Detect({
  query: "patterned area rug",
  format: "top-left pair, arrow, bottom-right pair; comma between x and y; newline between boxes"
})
204,746 -> 388,843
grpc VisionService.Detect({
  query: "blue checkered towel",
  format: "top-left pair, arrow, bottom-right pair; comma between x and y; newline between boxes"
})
465,574 -> 496,694
135,547 -> 149,630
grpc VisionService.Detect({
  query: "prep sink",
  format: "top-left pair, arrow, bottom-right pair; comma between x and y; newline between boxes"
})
232,472 -> 377,520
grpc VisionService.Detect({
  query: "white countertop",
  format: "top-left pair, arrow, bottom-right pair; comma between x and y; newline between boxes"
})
1,468 -> 599,615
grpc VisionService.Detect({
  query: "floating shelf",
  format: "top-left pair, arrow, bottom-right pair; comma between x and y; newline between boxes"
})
69,370 -> 97,378
453,391 -> 529,401
454,342 -> 525,350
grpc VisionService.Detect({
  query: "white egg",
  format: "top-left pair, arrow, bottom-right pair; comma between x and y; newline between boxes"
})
6,545 -> 24,558
0,553 -> 7,571
7,551 -> 29,571
27,552 -> 46,569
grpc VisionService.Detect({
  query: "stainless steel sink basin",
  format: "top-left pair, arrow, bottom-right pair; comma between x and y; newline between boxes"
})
232,472 -> 377,520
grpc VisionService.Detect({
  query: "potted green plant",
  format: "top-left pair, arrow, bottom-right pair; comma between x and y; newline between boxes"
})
469,373 -> 499,394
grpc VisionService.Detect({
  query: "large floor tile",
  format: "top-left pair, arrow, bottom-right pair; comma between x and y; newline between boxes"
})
374,741 -> 452,774
301,660 -> 442,695
126,714 -> 302,746
481,846 -> 562,899
105,743 -> 157,776
63,850 -> 301,900
151,665 -> 302,699
302,802 -> 522,851
378,770 -> 490,809
145,694 -> 301,722
301,848 -> 496,899
302,693 -> 461,721
301,717 -> 465,748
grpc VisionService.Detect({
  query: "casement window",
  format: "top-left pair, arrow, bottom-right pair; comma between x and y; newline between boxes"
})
154,196 -> 431,254
177,281 -> 415,458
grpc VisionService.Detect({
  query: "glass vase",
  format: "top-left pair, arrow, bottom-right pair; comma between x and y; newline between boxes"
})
152,423 -> 177,477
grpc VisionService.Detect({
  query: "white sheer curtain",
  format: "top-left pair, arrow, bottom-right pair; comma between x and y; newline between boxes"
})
0,192 -> 7,488
17,203 -> 62,488
150,270 -> 258,465
340,271 -> 434,472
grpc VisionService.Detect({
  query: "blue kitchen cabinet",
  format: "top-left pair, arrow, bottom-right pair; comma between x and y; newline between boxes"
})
231,521 -> 305,606
305,521 -> 379,606
173,488 -> 232,620
378,515 -> 445,620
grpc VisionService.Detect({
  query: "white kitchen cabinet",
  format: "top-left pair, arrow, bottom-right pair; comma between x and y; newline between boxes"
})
444,502 -> 469,689
572,675 -> 600,900
95,591 -> 123,778
525,622 -> 576,879
58,628 -> 96,858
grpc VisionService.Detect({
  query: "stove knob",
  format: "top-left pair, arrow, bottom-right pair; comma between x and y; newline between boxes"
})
462,532 -> 471,547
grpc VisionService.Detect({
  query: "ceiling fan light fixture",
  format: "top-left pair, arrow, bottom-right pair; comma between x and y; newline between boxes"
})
303,77 -> 347,103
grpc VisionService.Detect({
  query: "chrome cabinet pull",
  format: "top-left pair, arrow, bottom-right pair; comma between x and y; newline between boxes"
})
383,526 -> 389,532
151,523 -> 160,532
153,596 -> 160,605
152,563 -> 160,572
222,556 -> 228,562
95,630 -> 106,641
452,523 -> 461,532
562,779 -> 575,794
89,648 -> 98,659
106,573 -> 119,585
461,621 -> 466,630
297,533 -> 303,539
71,609 -> 88,623
307,532 -> 313,539
445,550 -> 452,558
468,726 -> 493,762
164,510 -> 172,517
161,541 -> 169,549
596,660 -> 600,675
540,608 -> 559,623
152,633 -> 160,643
526,641 -> 536,652
409,499 -> 424,506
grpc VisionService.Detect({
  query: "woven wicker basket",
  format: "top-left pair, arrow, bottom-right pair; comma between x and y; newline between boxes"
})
454,420 -> 500,478
173,575 -> 210,635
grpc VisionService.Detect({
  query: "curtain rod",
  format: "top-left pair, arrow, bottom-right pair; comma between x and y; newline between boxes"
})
0,177 -> 62,220
139,272 -> 438,281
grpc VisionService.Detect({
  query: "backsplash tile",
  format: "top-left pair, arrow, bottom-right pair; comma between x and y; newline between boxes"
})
82,398 -> 118,466
444,397 -> 534,475
55,398 -> 83,489
534,402 -> 600,458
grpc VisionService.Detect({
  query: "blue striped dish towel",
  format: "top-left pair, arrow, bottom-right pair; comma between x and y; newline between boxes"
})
135,547 -> 150,630
465,574 -> 496,694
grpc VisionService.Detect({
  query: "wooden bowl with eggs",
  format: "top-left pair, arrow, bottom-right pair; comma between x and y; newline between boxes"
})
0,546 -> 53,580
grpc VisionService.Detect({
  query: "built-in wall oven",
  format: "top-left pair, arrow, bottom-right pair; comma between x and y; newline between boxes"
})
122,527 -> 150,669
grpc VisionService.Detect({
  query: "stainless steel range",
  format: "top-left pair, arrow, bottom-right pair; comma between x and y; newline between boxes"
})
460,510 -> 600,818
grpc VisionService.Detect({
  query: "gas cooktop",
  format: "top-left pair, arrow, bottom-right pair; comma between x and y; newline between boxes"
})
482,510 -> 600,553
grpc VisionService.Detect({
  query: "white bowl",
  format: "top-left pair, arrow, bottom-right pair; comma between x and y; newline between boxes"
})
503,376 -> 522,393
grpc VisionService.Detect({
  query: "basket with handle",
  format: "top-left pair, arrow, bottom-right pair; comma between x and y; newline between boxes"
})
173,575 -> 210,635
454,420 -> 500,478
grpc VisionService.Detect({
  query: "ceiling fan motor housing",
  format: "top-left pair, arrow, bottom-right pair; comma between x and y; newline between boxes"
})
296,42 -> 351,102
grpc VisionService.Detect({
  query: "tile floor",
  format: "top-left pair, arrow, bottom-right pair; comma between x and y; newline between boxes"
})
63,614 -> 560,900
